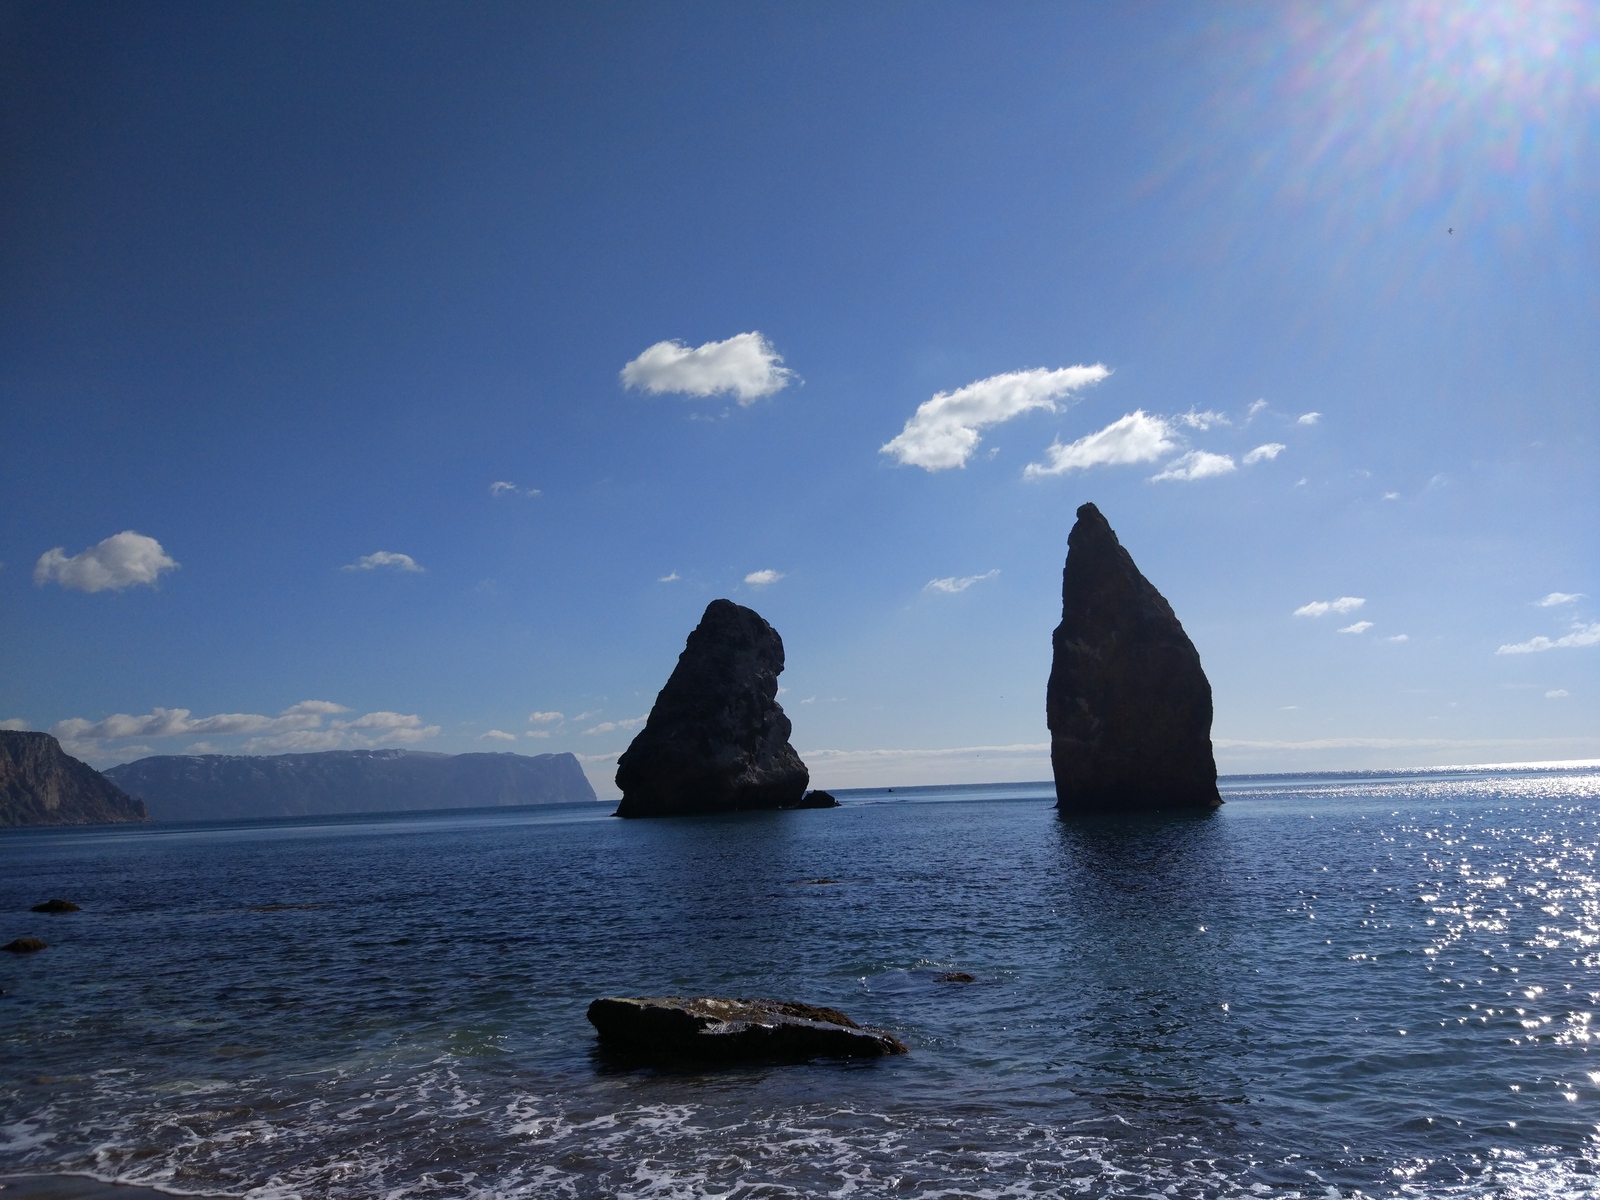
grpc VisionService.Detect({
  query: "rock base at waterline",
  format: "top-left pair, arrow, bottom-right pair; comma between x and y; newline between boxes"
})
587,995 -> 907,1061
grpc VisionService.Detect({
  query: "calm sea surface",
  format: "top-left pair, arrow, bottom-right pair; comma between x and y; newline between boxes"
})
3,768 -> 1600,1198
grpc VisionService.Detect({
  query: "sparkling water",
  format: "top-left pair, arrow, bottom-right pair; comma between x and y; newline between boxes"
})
2,768 -> 1598,1197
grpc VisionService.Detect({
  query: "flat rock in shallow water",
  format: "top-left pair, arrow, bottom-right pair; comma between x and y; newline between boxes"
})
31,898 -> 80,913
3,937 -> 48,953
587,996 -> 908,1061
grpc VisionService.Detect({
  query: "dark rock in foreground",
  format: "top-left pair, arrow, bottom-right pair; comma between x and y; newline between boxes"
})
104,748 -> 595,821
935,971 -> 976,983
3,937 -> 48,953
587,996 -> 907,1061
0,732 -> 148,828
1047,503 -> 1221,814
615,600 -> 810,817
31,899 -> 81,914
798,789 -> 839,808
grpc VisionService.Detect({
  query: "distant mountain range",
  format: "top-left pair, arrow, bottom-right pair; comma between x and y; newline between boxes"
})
104,748 -> 596,821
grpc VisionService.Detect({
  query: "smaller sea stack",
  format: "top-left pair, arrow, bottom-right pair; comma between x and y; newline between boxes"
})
615,600 -> 810,817
1047,503 -> 1220,814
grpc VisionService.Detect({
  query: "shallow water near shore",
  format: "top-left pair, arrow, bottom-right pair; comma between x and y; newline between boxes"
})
3,767 -> 1599,1198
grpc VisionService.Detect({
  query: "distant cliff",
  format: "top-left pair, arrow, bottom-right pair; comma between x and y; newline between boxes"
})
104,749 -> 596,821
0,731 -> 149,827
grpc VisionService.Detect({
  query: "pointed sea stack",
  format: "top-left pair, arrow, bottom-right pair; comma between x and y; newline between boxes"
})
1047,503 -> 1221,814
615,599 -> 810,817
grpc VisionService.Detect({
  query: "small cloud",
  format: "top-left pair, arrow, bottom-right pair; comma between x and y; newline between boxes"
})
621,331 -> 793,405
1338,621 -> 1374,634
583,715 -> 647,736
572,709 -> 601,722
1151,449 -> 1236,482
1546,689 -> 1570,699
1024,410 -> 1175,479
1178,408 -> 1230,430
528,711 -> 564,724
1536,592 -> 1583,607
884,364 -> 1110,471
34,531 -> 179,593
1298,412 -> 1321,425
1243,443 -> 1286,465
1386,634 -> 1410,643
526,729 -> 552,739
1296,478 -> 1308,487
1496,622 -> 1600,655
490,481 -> 541,497
1,717 -> 31,731
1246,399 -> 1268,420
800,696 -> 816,704
658,571 -> 680,583
1383,491 -> 1400,500
479,729 -> 518,741
1295,597 -> 1366,618
926,569 -> 999,594
744,569 -> 784,587
343,551 -> 423,573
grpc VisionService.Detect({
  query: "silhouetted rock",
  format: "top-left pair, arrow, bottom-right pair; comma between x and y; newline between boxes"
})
1047,503 -> 1221,814
935,972 -> 976,983
31,899 -> 80,914
798,789 -> 839,808
3,937 -> 48,953
104,749 -> 595,821
587,996 -> 907,1061
0,732 -> 148,828
614,600 -> 810,817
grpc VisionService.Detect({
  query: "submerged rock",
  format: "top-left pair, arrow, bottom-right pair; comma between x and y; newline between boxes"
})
30,899 -> 80,914
1047,503 -> 1221,814
935,972 -> 976,984
3,937 -> 48,953
615,600 -> 810,817
586,996 -> 907,1061
0,731 -> 148,828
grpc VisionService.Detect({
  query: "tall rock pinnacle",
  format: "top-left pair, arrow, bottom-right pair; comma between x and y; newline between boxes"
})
615,599 -> 810,817
1047,503 -> 1221,814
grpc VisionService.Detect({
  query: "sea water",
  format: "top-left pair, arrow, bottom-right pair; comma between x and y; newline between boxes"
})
2,767 -> 1598,1198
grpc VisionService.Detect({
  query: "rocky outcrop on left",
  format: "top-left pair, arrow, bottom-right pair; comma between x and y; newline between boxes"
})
0,731 -> 148,827
587,996 -> 908,1061
615,600 -> 810,817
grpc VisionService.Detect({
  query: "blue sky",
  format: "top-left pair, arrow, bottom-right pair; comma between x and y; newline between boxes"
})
2,2 -> 1596,797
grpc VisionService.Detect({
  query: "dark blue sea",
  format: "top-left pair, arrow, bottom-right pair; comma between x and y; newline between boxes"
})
4,767 -> 1600,1198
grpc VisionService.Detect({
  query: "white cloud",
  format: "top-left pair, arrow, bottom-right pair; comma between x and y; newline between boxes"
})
1,717 -> 31,731
1386,634 -> 1410,643
528,711 -> 564,724
658,571 -> 680,583
50,700 -> 436,757
1243,443 -> 1286,464
621,332 -> 793,404
1496,623 -> 1600,655
744,569 -> 784,586
1298,412 -> 1322,425
1294,597 -> 1366,618
1537,592 -> 1583,607
1383,491 -> 1400,500
525,729 -> 552,739
884,364 -> 1110,471
1177,408 -> 1230,430
1023,410 -> 1175,479
491,481 -> 541,497
479,729 -> 517,741
34,531 -> 178,593
583,715 -> 647,736
1547,689 -> 1570,699
1338,621 -> 1375,634
1246,399 -> 1268,420
343,551 -> 423,573
926,569 -> 999,594
1151,449 -> 1236,482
